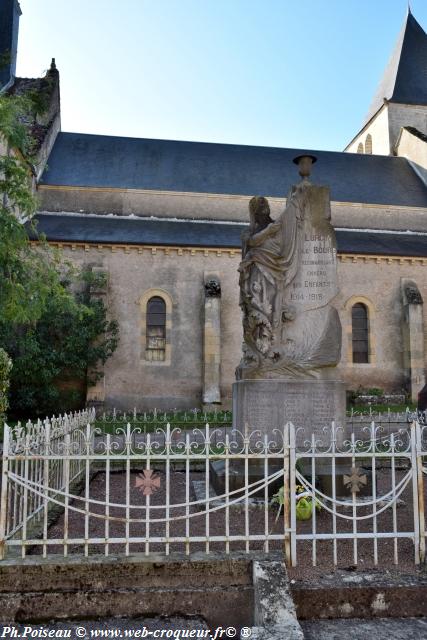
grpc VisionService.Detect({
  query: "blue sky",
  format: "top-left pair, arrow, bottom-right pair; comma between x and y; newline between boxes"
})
16,0 -> 427,152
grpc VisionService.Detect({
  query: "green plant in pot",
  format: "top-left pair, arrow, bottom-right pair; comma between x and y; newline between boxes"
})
271,484 -> 321,522
294,485 -> 321,520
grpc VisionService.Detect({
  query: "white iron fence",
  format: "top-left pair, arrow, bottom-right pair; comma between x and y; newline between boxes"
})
0,414 -> 426,567
0,409 -> 96,559
290,421 -> 425,567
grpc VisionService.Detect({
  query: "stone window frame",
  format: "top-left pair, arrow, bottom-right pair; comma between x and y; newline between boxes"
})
344,295 -> 376,366
357,142 -> 364,154
140,288 -> 172,366
351,302 -> 369,363
365,133 -> 373,155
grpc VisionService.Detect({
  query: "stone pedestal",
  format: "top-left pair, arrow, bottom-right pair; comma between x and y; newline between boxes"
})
231,378 -> 355,495
232,378 -> 347,445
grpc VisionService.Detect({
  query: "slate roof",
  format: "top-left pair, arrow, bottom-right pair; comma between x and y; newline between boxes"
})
31,213 -> 427,258
39,132 -> 427,208
364,11 -> 427,126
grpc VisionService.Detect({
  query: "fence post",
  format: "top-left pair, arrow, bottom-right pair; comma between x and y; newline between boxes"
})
63,432 -> 71,557
42,421 -> 51,558
0,425 -> 10,560
282,422 -> 291,565
283,422 -> 296,566
415,421 -> 425,563
290,423 -> 297,566
411,421 -> 421,564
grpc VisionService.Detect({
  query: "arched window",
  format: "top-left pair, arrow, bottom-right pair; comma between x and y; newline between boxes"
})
357,142 -> 364,154
365,134 -> 372,155
146,296 -> 166,361
352,303 -> 369,363
140,289 -> 172,365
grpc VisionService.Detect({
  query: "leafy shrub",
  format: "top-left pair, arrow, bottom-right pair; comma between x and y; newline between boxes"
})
365,388 -> 383,397
0,270 -> 118,419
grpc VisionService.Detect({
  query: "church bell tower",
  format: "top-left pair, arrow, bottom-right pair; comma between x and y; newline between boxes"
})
345,9 -> 427,159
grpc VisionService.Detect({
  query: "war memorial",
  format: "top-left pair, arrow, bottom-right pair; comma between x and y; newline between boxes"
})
233,155 -> 346,441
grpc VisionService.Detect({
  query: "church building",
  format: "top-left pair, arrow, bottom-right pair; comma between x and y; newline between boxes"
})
2,2 -> 427,409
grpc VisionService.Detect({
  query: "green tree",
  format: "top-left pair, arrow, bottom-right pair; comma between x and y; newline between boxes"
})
0,93 -> 119,419
0,270 -> 118,418
0,93 -> 64,324
0,348 -> 12,420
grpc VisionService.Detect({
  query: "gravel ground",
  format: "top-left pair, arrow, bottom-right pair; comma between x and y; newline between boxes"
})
42,469 -> 280,556
33,465 -> 427,578
288,461 -> 426,580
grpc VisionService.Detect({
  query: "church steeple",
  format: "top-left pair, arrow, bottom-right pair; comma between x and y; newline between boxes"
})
346,10 -> 427,155
363,10 -> 427,127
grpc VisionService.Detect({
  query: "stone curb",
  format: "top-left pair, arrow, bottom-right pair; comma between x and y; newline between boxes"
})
291,570 -> 427,620
246,561 -> 304,640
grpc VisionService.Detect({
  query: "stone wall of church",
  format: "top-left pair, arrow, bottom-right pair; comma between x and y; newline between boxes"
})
345,106 -> 390,155
396,127 -> 427,186
38,184 -> 427,233
58,245 -> 242,410
38,186 -> 287,222
388,104 -> 427,151
331,202 -> 427,232
336,257 -> 427,392
345,103 -> 427,158
56,244 -> 427,410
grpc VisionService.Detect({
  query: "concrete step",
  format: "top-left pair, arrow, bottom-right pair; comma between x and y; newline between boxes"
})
301,617 -> 427,640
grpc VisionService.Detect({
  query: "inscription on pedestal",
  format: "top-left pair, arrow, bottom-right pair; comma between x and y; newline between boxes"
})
233,380 -> 347,444
283,387 -> 336,433
245,392 -> 278,429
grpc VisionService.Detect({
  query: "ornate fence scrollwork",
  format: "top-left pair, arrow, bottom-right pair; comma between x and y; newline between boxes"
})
0,413 -> 426,565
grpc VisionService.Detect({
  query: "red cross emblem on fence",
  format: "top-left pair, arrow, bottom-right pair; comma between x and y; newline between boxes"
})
135,470 -> 161,496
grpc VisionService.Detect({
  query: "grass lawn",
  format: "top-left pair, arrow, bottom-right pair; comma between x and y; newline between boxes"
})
1,404 -> 420,443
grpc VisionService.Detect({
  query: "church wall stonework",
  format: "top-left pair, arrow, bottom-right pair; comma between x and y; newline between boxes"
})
331,202 -> 427,232
346,107 -> 390,155
38,184 -> 427,233
336,258 -> 427,392
56,244 -> 427,409
38,187 -> 286,223
388,104 -> 427,151
396,127 -> 427,186
346,104 -> 427,159
58,245 -> 242,409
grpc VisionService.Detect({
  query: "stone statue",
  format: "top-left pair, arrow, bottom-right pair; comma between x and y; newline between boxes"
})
403,281 -> 423,305
236,156 -> 342,380
204,278 -> 221,298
